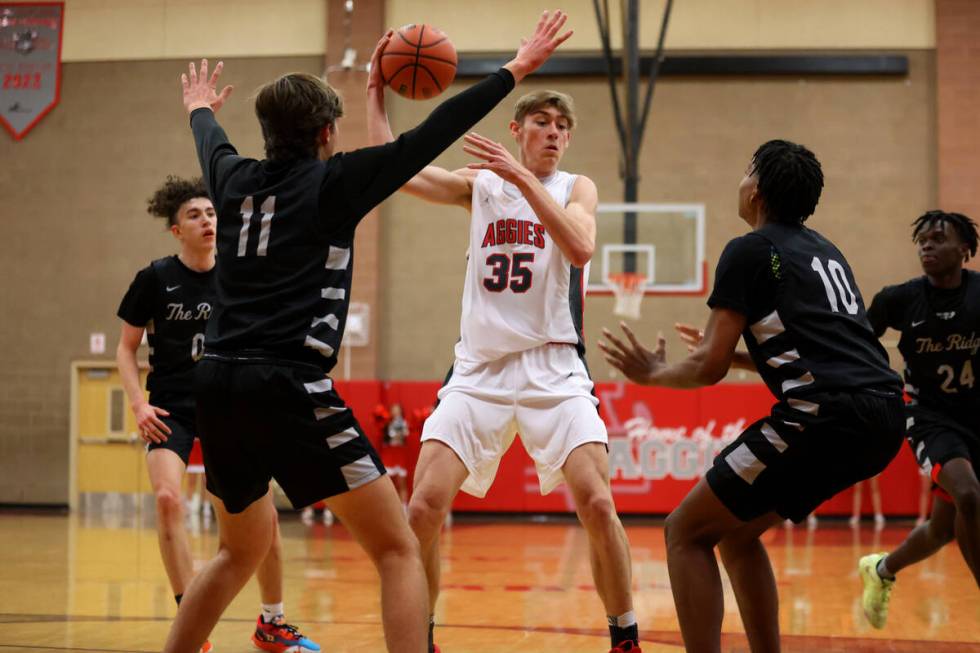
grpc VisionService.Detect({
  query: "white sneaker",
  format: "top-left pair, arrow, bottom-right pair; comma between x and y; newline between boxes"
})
323,509 -> 334,526
874,513 -> 886,530
806,514 -> 818,530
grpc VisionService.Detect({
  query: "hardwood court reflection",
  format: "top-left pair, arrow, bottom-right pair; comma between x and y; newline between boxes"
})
0,512 -> 977,652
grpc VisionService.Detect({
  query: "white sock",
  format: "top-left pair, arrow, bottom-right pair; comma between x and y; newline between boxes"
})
262,602 -> 284,623
609,610 -> 637,628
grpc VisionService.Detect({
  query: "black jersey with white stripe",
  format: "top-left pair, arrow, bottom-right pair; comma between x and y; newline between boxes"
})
190,69 -> 515,372
117,255 -> 215,393
867,270 -> 980,421
709,222 -> 901,412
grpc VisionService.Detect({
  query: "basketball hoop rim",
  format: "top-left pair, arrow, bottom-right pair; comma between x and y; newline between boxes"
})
608,272 -> 648,291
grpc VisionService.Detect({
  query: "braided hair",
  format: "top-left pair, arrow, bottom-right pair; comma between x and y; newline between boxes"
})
911,210 -> 978,261
750,140 -> 824,224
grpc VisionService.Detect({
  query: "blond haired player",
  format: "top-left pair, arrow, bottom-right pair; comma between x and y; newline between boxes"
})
368,90 -> 641,653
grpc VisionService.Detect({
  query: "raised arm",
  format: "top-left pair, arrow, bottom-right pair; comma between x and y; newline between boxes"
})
350,10 -> 572,216
181,59 -> 242,197
365,33 -> 476,209
463,133 -> 597,266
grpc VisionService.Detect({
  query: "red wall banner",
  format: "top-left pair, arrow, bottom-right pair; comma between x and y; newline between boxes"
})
337,380 -> 922,517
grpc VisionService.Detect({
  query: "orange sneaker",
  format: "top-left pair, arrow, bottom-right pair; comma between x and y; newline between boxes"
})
200,641 -> 214,653
251,615 -> 320,652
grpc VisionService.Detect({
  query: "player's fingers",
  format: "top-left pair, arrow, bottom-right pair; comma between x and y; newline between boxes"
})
218,85 -> 233,102
143,424 -> 164,443
602,347 -> 630,371
149,415 -> 172,435
188,61 -> 198,85
153,407 -> 170,416
602,354 -> 624,371
546,10 -> 567,37
620,322 -> 651,354
180,73 -> 189,89
600,327 -> 631,355
199,59 -> 208,85
656,331 -> 667,353
465,163 -> 490,170
553,29 -> 574,47
535,10 -> 549,35
462,146 -> 493,162
465,132 -> 496,148
209,61 -> 222,86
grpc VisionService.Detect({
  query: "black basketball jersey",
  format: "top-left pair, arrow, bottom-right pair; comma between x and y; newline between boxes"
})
189,69 -> 515,372
117,255 -> 215,393
710,222 -> 901,413
867,270 -> 980,420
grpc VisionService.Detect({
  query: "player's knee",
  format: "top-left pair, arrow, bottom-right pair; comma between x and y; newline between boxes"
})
578,492 -> 617,531
663,510 -> 683,550
951,485 -> 980,522
376,531 -> 422,567
155,487 -> 183,523
408,490 -> 447,535
926,516 -> 955,545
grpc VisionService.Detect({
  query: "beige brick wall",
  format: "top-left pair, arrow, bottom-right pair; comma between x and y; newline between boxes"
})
936,0 -> 980,263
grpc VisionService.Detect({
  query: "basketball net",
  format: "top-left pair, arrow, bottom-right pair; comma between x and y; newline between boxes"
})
609,272 -> 647,320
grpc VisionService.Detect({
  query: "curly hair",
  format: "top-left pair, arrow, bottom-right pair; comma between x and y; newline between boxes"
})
146,176 -> 209,227
912,210 -> 979,260
750,139 -> 824,224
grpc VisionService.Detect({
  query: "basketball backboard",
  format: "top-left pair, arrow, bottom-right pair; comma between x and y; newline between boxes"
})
587,203 -> 707,296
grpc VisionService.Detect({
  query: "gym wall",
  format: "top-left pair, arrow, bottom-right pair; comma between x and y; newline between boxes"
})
0,0 -> 939,505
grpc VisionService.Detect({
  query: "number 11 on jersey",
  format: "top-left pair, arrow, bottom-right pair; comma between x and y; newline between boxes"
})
237,196 -> 276,257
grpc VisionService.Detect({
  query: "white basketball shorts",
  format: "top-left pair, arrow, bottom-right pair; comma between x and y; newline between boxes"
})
421,343 -> 607,497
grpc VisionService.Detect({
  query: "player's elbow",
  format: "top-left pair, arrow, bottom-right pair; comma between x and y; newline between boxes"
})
567,243 -> 594,268
694,358 -> 729,386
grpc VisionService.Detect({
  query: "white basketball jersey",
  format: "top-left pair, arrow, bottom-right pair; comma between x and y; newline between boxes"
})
455,169 -> 589,363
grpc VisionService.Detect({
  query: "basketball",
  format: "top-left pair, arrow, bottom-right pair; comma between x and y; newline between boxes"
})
380,24 -> 457,100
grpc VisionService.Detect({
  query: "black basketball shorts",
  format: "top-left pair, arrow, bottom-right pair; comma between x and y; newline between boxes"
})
195,355 -> 385,514
906,405 -> 980,501
146,391 -> 197,465
706,391 -> 905,523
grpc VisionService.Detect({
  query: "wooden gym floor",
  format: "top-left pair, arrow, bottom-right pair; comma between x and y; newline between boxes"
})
0,510 -> 977,652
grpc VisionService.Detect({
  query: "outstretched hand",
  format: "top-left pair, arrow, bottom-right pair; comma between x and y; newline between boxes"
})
597,322 -> 667,385
505,10 -> 573,83
367,30 -> 394,95
674,322 -> 704,353
462,132 -> 527,184
181,58 -> 233,114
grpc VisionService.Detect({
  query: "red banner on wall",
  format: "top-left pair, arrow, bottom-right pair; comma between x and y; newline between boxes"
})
344,380 -> 922,517
0,3 -> 63,140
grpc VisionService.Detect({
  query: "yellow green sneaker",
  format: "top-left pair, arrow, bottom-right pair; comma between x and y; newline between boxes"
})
859,553 -> 895,629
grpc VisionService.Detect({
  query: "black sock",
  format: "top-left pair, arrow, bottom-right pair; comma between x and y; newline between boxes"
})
174,594 -> 183,606
428,616 -> 435,652
608,619 -> 638,648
